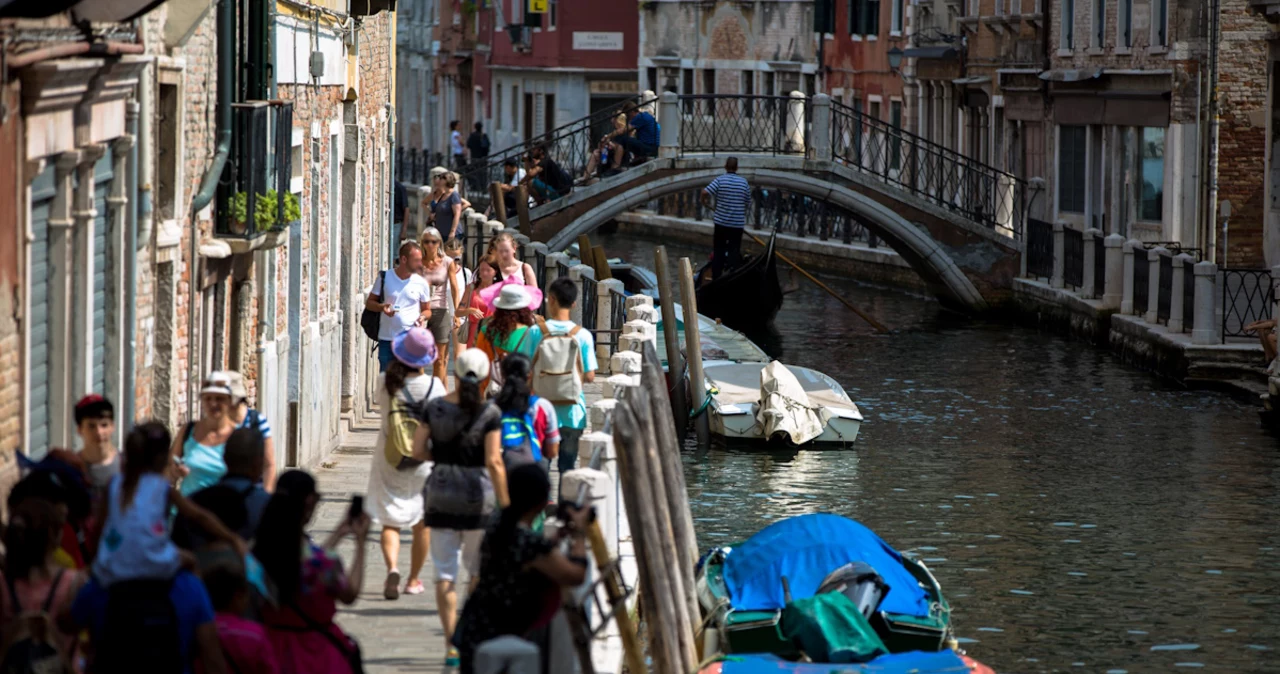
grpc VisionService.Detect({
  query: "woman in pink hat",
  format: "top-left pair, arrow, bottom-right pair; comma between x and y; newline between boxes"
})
366,327 -> 446,600
476,284 -> 541,392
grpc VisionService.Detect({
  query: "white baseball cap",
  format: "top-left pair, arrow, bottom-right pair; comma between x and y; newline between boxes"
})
454,348 -> 491,381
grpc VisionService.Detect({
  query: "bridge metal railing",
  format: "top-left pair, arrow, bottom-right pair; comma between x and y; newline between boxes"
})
678,95 -> 810,156
830,100 -> 1025,238
459,96 -> 658,213
655,187 -> 876,246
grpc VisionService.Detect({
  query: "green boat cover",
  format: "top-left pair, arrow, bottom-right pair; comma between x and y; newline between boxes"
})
781,592 -> 888,663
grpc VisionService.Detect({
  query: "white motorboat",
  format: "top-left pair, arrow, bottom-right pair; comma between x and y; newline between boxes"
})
654,309 -> 771,371
702,360 -> 863,447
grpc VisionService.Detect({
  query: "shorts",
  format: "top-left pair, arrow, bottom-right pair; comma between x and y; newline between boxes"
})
426,307 -> 452,347
429,528 -> 484,582
614,136 -> 658,158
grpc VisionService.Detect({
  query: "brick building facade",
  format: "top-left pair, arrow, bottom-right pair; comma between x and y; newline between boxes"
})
0,0 -> 397,490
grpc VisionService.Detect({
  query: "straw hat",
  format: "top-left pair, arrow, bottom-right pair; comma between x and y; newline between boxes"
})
493,285 -> 533,311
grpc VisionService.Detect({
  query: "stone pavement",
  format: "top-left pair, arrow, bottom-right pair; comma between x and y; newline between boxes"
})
308,423 -> 451,673
308,379 -> 607,673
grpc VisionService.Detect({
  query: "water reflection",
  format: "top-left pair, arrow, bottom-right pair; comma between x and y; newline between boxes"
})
600,233 -> 1280,673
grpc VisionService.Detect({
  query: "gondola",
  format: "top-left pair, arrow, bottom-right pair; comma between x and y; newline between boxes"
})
695,230 -> 783,334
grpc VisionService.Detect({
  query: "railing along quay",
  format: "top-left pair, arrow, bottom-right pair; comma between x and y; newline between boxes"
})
1026,223 -> 1277,345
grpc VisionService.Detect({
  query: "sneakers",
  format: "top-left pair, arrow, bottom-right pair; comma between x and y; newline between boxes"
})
383,570 -> 401,600
404,579 -> 426,595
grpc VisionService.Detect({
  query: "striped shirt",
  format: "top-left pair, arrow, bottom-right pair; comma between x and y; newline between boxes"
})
239,408 -> 273,440
705,173 -> 751,229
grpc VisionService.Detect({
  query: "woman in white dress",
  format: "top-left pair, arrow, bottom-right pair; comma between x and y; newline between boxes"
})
367,326 -> 446,600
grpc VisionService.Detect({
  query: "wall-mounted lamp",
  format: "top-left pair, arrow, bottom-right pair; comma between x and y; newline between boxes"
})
887,47 -> 904,72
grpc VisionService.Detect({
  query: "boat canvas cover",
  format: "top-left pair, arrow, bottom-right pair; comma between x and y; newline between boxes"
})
757,360 -> 831,444
708,650 -> 972,673
721,514 -> 929,616
781,591 -> 888,663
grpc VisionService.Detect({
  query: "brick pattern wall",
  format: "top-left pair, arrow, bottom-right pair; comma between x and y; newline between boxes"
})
0,83 -> 22,491
1217,0 -> 1270,267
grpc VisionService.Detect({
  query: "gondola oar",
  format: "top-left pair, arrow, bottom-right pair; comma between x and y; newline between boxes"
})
745,231 -> 890,334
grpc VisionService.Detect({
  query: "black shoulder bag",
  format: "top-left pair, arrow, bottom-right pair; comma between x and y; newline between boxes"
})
360,270 -> 388,344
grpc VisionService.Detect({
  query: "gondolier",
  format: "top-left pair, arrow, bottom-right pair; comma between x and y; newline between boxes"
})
701,157 -> 752,279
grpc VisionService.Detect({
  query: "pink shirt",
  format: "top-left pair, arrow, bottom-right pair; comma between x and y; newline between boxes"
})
212,613 -> 279,674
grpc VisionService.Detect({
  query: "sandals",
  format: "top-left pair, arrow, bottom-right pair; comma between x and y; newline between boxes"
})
404,579 -> 426,595
383,570 -> 401,600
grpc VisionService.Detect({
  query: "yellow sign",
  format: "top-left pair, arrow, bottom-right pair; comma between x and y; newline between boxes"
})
528,0 -> 547,12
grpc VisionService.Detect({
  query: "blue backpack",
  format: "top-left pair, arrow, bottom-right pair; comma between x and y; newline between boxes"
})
500,397 -> 543,467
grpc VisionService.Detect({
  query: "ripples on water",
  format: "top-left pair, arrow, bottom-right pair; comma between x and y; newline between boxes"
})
600,233 -> 1280,673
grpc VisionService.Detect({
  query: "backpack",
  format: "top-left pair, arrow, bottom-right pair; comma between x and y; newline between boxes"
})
0,570 -> 70,674
479,134 -> 491,156
383,379 -> 435,470
95,578 -> 182,673
500,397 -> 543,468
360,270 -> 388,343
531,317 -> 584,405
482,321 -> 532,395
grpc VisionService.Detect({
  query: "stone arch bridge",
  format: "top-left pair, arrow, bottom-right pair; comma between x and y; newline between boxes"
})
469,93 -> 1028,310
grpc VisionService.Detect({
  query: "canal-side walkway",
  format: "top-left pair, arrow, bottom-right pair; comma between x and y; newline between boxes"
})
309,378 -> 609,673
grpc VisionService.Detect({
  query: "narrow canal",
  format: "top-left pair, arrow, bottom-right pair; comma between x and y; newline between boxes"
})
598,232 -> 1280,673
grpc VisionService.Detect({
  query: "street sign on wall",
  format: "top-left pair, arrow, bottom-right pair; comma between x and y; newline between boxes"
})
573,31 -> 624,50
528,0 -> 547,13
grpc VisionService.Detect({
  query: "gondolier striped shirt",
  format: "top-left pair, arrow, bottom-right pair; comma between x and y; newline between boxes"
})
705,173 -> 751,229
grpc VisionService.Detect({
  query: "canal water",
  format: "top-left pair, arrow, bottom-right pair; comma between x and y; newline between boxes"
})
598,232 -> 1280,673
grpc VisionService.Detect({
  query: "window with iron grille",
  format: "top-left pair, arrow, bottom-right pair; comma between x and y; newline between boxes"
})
1058,125 -> 1086,214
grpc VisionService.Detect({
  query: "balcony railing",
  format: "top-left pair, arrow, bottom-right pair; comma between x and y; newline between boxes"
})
1063,226 -> 1084,290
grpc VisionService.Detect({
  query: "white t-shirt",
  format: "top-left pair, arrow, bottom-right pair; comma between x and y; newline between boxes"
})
451,130 -> 464,156
370,269 -> 432,341
507,168 -> 527,186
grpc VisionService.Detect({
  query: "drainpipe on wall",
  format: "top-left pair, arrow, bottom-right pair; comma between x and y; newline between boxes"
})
1205,0 -> 1222,264
124,100 -> 139,427
188,0 -> 234,416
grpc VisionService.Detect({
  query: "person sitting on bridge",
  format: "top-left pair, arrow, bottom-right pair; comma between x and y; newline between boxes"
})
521,145 -> 573,205
701,157 -> 752,279
607,101 -> 660,172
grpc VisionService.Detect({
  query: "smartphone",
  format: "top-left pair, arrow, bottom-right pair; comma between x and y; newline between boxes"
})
348,495 -> 364,521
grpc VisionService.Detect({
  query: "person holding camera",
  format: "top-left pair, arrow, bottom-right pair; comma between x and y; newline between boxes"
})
451,463 -> 591,674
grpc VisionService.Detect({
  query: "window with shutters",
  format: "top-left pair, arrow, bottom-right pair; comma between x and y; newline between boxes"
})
1062,0 -> 1075,50
1091,0 -> 1104,48
849,0 -> 880,36
891,0 -> 903,34
1119,0 -> 1132,48
27,164 -> 57,457
1058,125 -> 1087,214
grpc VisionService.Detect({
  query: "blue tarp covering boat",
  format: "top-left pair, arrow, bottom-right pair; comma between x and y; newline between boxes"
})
709,651 -> 973,673
721,513 -> 929,616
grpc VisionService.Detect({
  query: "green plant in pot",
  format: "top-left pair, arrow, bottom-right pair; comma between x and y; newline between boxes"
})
255,191 -> 278,233
282,191 -> 301,226
229,192 -> 249,234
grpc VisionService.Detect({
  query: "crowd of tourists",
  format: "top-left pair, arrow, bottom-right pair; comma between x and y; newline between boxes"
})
0,233 -> 598,673
0,377 -> 374,674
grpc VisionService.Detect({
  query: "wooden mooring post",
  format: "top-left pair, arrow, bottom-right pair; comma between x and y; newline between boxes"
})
678,257 -> 711,447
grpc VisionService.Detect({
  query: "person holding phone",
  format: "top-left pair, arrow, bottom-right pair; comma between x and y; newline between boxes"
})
256,470 -> 370,674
